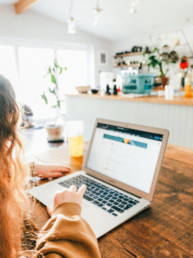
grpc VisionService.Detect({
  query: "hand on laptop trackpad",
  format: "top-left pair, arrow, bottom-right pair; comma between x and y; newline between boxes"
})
46,198 -> 90,215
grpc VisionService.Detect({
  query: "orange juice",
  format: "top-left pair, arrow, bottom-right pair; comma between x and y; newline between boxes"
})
69,135 -> 83,157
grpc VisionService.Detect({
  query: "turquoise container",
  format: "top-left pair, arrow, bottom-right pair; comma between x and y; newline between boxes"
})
122,74 -> 155,94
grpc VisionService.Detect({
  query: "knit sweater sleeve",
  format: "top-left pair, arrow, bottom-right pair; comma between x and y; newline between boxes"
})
35,202 -> 101,258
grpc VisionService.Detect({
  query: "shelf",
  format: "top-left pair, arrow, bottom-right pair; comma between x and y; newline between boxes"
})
113,64 -> 139,69
114,52 -> 143,59
114,63 -> 147,69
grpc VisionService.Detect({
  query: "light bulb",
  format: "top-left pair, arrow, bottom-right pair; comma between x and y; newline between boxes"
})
94,8 -> 102,25
129,0 -> 140,14
67,17 -> 77,34
93,0 -> 103,25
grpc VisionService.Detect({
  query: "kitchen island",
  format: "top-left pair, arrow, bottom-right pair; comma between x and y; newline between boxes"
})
65,94 -> 193,149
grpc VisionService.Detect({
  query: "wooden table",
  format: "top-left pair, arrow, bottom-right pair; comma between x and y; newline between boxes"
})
24,129 -> 193,257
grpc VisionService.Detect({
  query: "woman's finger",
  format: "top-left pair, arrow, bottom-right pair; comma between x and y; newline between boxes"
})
48,172 -> 64,177
77,185 -> 87,198
51,166 -> 71,172
69,185 -> 77,192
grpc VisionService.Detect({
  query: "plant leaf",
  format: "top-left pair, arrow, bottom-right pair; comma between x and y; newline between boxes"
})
54,59 -> 58,68
57,100 -> 61,109
153,47 -> 159,53
48,67 -> 51,74
51,74 -> 56,84
48,87 -> 56,94
41,93 -> 48,105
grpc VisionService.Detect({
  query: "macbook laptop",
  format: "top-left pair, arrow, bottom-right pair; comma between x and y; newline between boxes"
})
29,118 -> 169,238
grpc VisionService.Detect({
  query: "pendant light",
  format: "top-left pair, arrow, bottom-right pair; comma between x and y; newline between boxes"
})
94,0 -> 103,25
67,16 -> 76,34
67,0 -> 77,34
129,0 -> 140,14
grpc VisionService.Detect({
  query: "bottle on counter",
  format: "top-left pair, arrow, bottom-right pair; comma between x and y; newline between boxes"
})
116,74 -> 122,94
113,85 -> 118,95
105,84 -> 111,95
184,76 -> 193,98
112,78 -> 118,95
164,85 -> 174,100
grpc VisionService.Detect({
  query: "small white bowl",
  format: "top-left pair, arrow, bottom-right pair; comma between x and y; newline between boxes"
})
76,86 -> 90,94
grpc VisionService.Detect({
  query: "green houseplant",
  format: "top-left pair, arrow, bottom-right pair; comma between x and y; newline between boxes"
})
41,59 -> 67,142
144,46 -> 179,87
41,59 -> 67,111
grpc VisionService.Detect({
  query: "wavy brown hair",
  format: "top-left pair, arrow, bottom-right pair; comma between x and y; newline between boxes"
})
0,76 -> 29,258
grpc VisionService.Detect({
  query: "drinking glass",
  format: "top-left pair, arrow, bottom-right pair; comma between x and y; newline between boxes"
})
66,120 -> 84,157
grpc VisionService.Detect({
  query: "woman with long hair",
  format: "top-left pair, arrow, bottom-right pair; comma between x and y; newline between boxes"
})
0,75 -> 101,258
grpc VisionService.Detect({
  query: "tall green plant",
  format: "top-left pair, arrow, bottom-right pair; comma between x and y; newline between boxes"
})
144,47 -> 179,78
41,59 -> 67,110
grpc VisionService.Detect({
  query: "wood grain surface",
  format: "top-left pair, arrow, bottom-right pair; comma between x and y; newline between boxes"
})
25,129 -> 193,257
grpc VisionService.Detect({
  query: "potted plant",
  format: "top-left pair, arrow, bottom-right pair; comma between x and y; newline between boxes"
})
41,58 -> 67,111
41,59 -> 67,142
144,46 -> 179,88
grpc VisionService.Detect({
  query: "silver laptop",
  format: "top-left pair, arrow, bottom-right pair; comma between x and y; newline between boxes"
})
29,118 -> 169,238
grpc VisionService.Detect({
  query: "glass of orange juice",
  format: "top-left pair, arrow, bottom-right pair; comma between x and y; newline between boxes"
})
66,121 -> 84,157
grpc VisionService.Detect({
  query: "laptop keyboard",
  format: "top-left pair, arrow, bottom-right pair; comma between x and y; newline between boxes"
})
58,175 -> 139,217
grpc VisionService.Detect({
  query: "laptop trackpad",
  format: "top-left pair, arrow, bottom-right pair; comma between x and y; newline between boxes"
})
81,201 -> 113,238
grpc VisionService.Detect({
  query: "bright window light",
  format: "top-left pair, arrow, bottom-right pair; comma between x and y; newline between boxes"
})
18,47 -> 55,118
0,45 -> 18,94
0,44 -> 89,119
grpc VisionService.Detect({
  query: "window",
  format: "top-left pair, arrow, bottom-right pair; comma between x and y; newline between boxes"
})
18,47 -> 54,117
0,45 -> 18,93
0,43 -> 90,118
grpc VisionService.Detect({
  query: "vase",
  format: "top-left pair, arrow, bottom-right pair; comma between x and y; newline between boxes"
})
161,76 -> 168,88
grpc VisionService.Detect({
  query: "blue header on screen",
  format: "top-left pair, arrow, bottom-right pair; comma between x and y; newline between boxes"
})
97,123 -> 163,142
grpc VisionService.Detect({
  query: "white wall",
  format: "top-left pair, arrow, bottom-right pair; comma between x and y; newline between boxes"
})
0,5 -> 113,88
112,26 -> 193,56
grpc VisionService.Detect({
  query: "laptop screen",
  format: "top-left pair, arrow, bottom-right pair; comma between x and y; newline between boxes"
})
87,122 -> 163,194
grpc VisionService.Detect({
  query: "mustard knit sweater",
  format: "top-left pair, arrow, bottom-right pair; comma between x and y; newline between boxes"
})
35,202 -> 101,258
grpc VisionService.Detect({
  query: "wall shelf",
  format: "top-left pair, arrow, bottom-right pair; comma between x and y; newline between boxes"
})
114,64 -> 139,69
114,63 -> 147,69
114,52 -> 143,59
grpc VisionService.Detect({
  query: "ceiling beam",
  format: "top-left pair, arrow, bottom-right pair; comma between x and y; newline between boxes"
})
14,0 -> 40,14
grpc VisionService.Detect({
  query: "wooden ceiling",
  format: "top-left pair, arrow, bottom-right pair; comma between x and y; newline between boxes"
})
14,0 -> 39,14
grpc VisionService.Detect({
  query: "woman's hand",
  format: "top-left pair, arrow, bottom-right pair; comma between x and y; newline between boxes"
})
54,185 -> 87,208
35,164 -> 70,179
